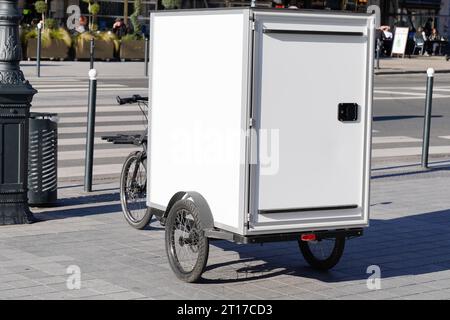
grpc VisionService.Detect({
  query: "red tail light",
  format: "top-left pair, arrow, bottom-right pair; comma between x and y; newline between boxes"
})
301,234 -> 317,242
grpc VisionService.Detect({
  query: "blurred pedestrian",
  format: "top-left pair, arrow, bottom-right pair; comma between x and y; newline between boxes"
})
76,16 -> 87,34
424,18 -> 433,37
382,26 -> 393,40
113,18 -> 127,37
414,27 -> 427,56
415,27 -> 427,41
429,27 -> 441,55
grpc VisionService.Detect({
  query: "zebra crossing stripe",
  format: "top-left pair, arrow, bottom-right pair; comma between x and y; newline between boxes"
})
59,148 -> 138,161
59,115 -> 145,124
33,84 -> 126,89
32,106 -> 142,114
373,146 -> 450,158
374,87 -> 450,100
59,125 -> 145,134
59,164 -> 124,178
37,87 -> 148,93
23,77 -> 149,179
374,90 -> 426,96
374,95 -> 450,100
375,86 -> 450,90
372,136 -> 421,144
59,137 -> 106,146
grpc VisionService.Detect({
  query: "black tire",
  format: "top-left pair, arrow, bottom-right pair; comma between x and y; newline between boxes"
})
298,236 -> 345,271
120,151 -> 152,229
165,199 -> 209,283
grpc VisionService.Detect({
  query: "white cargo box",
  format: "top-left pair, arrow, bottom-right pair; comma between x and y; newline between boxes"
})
148,8 -> 374,238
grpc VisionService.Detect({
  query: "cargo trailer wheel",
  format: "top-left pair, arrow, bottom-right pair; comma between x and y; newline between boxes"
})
165,199 -> 209,283
298,236 -> 345,271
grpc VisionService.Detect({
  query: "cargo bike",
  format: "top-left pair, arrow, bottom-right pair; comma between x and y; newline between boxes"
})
112,8 -> 375,283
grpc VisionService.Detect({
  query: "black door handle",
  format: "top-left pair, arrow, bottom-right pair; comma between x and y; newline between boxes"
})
338,103 -> 358,122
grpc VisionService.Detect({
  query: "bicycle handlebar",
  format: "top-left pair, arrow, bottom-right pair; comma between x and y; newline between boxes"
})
117,95 -> 149,105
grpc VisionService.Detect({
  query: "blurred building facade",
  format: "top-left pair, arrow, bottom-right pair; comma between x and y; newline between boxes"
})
17,0 -> 450,37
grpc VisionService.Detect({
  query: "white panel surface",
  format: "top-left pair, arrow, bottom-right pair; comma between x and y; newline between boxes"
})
148,9 -> 374,236
257,31 -> 366,210
148,11 -> 248,231
249,11 -> 374,233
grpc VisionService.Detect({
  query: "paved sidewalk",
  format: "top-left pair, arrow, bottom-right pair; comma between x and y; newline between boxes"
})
19,55 -> 450,77
20,61 -> 148,80
19,56 -> 450,77
1,61 -> 449,300
376,56 -> 450,74
1,160 -> 450,300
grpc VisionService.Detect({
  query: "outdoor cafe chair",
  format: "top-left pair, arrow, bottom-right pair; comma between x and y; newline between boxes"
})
412,37 -> 425,55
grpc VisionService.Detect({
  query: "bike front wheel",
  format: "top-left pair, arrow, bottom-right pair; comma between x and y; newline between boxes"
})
120,151 -> 152,229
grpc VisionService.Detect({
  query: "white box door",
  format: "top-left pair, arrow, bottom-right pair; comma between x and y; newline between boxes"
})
254,16 -> 370,214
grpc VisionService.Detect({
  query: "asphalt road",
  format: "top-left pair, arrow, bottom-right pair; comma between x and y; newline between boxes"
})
374,73 -> 450,138
373,73 -> 450,166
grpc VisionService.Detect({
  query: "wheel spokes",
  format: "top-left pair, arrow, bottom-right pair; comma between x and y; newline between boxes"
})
124,157 -> 148,223
171,209 -> 200,273
307,239 -> 335,261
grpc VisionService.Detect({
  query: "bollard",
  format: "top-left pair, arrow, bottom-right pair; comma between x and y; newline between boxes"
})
145,37 -> 149,77
90,37 -> 95,70
421,68 -> 434,168
84,69 -> 98,192
36,22 -> 43,77
376,38 -> 381,70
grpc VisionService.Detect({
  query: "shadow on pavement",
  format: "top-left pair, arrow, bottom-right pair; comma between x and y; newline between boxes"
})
202,208 -> 450,284
30,188 -> 450,284
31,192 -> 119,209
32,192 -> 165,231
32,192 -> 120,218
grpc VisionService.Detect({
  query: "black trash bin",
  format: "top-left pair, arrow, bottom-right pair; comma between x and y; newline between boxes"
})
28,112 -> 58,206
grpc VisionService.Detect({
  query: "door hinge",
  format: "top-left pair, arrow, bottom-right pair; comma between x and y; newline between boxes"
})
245,212 -> 251,229
251,20 -> 255,31
249,118 -> 255,128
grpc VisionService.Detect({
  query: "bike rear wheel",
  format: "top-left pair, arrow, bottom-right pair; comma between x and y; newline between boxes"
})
298,236 -> 345,271
120,151 -> 152,229
165,199 -> 209,283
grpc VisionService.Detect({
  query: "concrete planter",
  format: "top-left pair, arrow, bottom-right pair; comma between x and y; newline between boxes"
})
26,38 -> 70,61
75,40 -> 115,61
120,40 -> 145,61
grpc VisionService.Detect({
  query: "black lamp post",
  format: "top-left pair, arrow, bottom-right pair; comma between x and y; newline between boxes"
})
0,0 -> 37,224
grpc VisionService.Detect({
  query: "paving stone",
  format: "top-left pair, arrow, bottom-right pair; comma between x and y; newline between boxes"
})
2,161 -> 450,300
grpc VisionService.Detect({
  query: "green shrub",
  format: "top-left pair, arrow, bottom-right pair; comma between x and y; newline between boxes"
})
44,18 -> 57,30
83,1 -> 101,31
162,0 -> 181,9
75,31 -> 120,52
121,33 -> 144,42
23,27 -> 72,48
89,2 -> 100,15
34,1 -> 47,14
130,0 -> 142,35
34,0 -> 48,22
